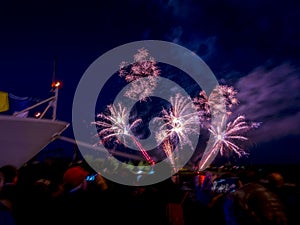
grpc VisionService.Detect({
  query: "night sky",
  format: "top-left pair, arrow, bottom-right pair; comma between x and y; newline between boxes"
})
1,0 -> 300,165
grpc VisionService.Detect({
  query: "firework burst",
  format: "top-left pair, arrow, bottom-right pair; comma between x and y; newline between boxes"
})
123,76 -> 158,101
193,85 -> 239,125
198,114 -> 259,170
94,102 -> 155,165
209,115 -> 251,157
155,93 -> 200,150
119,48 -> 160,101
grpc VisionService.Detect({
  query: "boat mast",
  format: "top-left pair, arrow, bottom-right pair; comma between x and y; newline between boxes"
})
38,58 -> 61,120
13,58 -> 61,120
51,58 -> 58,120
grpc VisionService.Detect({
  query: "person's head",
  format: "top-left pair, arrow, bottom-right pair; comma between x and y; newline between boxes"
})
224,182 -> 287,225
267,172 -> 284,189
62,165 -> 89,191
0,165 -> 18,185
93,173 -> 108,191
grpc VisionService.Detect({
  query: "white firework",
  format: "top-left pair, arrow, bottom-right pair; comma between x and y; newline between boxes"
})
155,93 -> 200,150
94,102 -> 155,165
208,115 -> 251,157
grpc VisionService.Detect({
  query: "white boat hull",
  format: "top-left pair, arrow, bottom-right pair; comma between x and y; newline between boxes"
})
0,115 -> 69,167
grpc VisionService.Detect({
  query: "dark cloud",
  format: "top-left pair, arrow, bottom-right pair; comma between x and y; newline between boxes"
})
157,0 -> 300,72
234,63 -> 300,143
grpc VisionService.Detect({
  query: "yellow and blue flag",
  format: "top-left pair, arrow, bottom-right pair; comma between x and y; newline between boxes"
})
8,93 -> 31,114
0,92 -> 34,117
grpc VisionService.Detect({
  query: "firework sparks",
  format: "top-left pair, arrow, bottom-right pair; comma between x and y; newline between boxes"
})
94,102 -> 155,165
95,103 -> 139,144
218,85 -> 239,109
198,114 -> 259,170
89,45 -> 263,174
209,115 -> 250,157
155,93 -> 200,150
119,48 -> 160,101
193,85 -> 239,125
161,139 -> 177,173
123,76 -> 158,101
119,48 -> 160,81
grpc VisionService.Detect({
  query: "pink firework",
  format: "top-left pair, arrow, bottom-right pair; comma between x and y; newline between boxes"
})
198,114 -> 259,170
119,48 -> 160,81
218,85 -> 239,110
94,103 -> 155,165
119,48 -> 160,101
123,76 -> 158,101
209,115 -> 251,157
193,85 -> 239,124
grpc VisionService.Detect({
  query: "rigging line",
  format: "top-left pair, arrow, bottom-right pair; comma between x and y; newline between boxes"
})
56,135 -> 144,161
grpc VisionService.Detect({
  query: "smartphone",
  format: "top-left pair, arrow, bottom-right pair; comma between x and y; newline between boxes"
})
86,174 -> 97,181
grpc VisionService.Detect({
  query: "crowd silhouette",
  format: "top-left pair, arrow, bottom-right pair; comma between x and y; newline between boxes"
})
0,154 -> 299,225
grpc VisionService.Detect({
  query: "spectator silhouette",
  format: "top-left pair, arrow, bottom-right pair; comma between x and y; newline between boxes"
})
223,182 -> 288,225
53,165 -> 110,225
0,167 -> 17,225
266,172 -> 299,225
0,165 -> 19,205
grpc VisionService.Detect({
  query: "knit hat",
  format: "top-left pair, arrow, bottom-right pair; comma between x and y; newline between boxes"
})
62,166 -> 89,189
